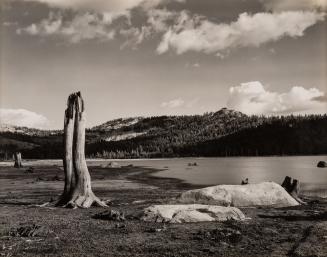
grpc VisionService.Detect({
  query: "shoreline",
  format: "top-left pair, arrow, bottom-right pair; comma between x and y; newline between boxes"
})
1,154 -> 327,165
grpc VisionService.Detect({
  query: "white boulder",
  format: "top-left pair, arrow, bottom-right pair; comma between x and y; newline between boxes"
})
178,182 -> 299,208
141,204 -> 246,223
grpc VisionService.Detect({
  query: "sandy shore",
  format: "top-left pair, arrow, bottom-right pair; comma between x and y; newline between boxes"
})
0,163 -> 326,257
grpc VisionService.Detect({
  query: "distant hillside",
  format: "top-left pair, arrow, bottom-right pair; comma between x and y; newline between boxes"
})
180,115 -> 327,157
1,108 -> 326,159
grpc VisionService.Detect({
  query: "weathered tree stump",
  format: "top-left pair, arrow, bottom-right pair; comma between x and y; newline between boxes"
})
281,176 -> 306,204
56,92 -> 107,208
281,176 -> 292,192
14,152 -> 22,168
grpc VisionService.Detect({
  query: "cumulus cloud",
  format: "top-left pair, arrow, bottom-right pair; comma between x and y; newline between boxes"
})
0,109 -> 50,129
157,11 -> 325,55
261,0 -> 327,12
161,98 -> 185,108
227,81 -> 327,115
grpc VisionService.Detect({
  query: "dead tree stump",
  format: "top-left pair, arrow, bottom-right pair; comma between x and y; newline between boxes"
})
56,92 -> 107,208
14,152 -> 22,168
281,176 -> 292,192
281,176 -> 305,204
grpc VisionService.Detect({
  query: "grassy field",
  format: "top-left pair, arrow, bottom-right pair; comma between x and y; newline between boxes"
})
0,162 -> 326,257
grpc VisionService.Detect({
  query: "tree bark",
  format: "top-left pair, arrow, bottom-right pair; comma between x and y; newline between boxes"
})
14,152 -> 22,168
57,92 -> 107,208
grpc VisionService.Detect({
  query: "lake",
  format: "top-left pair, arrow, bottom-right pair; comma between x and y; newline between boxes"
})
96,156 -> 327,197
2,156 -> 327,197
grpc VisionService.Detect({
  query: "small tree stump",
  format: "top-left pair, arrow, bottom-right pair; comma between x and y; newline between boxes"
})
281,176 -> 292,192
14,152 -> 22,168
281,176 -> 305,204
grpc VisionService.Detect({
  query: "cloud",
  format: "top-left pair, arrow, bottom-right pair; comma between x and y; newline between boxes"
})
157,11 -> 325,55
227,81 -> 327,115
117,8 -> 179,48
119,26 -> 152,49
0,109 -> 50,129
312,95 -> 327,102
19,0 -> 185,12
15,1 -> 325,54
17,12 -> 119,43
161,98 -> 185,108
261,0 -> 327,12
160,97 -> 199,108
16,4 -> 179,44
146,8 -> 178,32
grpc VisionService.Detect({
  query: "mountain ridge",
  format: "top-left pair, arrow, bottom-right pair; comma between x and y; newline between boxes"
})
1,108 -> 326,159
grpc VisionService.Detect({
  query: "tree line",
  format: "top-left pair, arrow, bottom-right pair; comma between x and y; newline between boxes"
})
1,112 -> 326,159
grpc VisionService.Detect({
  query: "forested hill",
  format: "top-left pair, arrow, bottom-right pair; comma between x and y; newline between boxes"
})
1,108 -> 327,159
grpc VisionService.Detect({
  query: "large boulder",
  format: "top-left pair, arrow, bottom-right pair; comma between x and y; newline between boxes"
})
141,204 -> 246,223
178,182 -> 299,208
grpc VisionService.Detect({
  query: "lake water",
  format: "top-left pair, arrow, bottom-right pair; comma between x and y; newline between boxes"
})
98,156 -> 327,197
2,156 -> 327,197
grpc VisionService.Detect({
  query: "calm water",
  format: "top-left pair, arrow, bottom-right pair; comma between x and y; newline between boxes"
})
3,156 -> 327,197
99,156 -> 327,197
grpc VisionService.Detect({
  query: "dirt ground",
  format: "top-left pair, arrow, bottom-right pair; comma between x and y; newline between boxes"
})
0,163 -> 326,257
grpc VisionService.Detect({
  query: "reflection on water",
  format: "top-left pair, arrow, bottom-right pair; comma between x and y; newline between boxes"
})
2,156 -> 327,197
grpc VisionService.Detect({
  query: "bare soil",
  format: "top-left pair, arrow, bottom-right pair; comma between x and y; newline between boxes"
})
0,163 -> 326,257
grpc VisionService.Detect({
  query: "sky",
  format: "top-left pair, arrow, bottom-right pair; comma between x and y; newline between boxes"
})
0,0 -> 326,129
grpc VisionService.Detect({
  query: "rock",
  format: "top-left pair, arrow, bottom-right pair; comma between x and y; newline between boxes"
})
178,182 -> 299,208
317,161 -> 327,168
141,204 -> 246,223
93,210 -> 125,221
